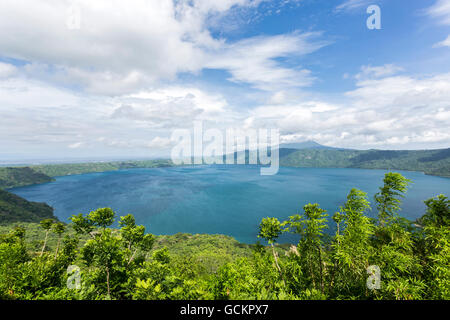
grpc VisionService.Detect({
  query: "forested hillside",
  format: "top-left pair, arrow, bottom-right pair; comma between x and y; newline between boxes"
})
32,159 -> 173,177
0,167 -> 53,189
0,189 -> 57,224
280,148 -> 450,177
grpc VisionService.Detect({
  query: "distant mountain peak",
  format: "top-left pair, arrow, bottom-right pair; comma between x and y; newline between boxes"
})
280,140 -> 333,150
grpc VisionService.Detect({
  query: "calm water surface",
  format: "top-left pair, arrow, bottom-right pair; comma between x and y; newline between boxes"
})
9,166 -> 450,243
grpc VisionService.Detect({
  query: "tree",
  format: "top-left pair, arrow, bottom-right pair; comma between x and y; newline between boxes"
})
70,213 -> 95,237
74,209 -> 120,299
88,207 -> 115,229
0,228 -> 29,298
420,194 -> 449,228
330,188 -> 374,298
52,222 -> 66,259
82,228 -> 123,299
73,210 -> 156,299
373,173 -> 424,299
258,217 -> 283,278
119,214 -> 155,265
420,195 -> 450,299
39,219 -> 54,256
284,203 -> 328,293
375,172 -> 411,226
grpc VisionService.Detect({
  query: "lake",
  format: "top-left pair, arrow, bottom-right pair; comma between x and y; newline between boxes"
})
9,165 -> 450,244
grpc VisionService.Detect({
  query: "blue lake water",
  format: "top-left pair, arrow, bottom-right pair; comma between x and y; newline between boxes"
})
9,166 -> 450,244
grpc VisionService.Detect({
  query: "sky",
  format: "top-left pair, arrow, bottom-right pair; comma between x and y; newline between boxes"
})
0,0 -> 450,161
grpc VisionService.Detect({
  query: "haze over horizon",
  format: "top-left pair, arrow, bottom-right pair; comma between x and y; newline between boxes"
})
1,0 -> 450,160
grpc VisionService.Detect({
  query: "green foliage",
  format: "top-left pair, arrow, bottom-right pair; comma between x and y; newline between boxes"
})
39,218 -> 55,257
330,189 -> 374,298
52,222 -> 65,235
0,167 -> 53,189
40,219 -> 54,231
420,194 -> 449,228
280,148 -> 450,177
375,172 -> 411,226
70,213 -> 95,236
0,189 -> 56,224
418,195 -> 450,299
88,208 -> 115,229
284,204 -> 328,293
258,217 -> 282,244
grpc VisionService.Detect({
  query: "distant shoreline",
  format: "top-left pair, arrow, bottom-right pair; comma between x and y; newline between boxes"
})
1,146 -> 450,190
2,163 -> 448,194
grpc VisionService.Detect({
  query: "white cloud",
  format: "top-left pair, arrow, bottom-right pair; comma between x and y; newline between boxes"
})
348,73 -> 450,110
68,142 -> 84,149
0,75 -> 240,157
355,64 -> 404,80
110,86 -> 236,130
426,0 -> 450,25
146,136 -> 174,149
204,31 -> 329,91
0,0 -> 323,95
0,62 -> 17,79
433,34 -> 450,48
243,69 -> 450,149
0,0 -> 202,94
335,0 -> 374,12
1,64 -> 450,157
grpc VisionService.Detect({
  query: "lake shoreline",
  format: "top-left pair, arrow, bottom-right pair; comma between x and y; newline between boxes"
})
3,161 -> 450,192
8,166 -> 449,244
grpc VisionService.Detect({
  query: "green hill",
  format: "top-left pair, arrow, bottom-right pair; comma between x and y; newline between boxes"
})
0,167 -> 53,189
279,148 -> 450,177
32,159 -> 173,177
0,189 -> 57,224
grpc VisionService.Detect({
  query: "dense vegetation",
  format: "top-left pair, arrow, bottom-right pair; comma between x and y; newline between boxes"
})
32,159 -> 173,177
0,167 -> 53,189
280,148 -> 450,177
0,189 -> 57,224
0,172 -> 448,300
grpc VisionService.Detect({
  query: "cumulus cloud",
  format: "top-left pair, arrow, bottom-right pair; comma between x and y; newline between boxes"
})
0,0 -> 202,94
355,64 -> 404,80
110,86 -> 236,129
0,62 -> 17,79
243,70 -> 450,149
0,0 -> 324,95
433,35 -> 450,48
1,64 -> 450,157
0,75 -> 241,157
426,0 -> 450,25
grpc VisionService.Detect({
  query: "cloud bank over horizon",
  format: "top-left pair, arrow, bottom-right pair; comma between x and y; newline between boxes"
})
0,0 -> 449,160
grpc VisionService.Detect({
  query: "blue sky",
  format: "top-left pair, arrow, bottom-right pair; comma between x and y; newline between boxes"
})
0,0 -> 449,160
